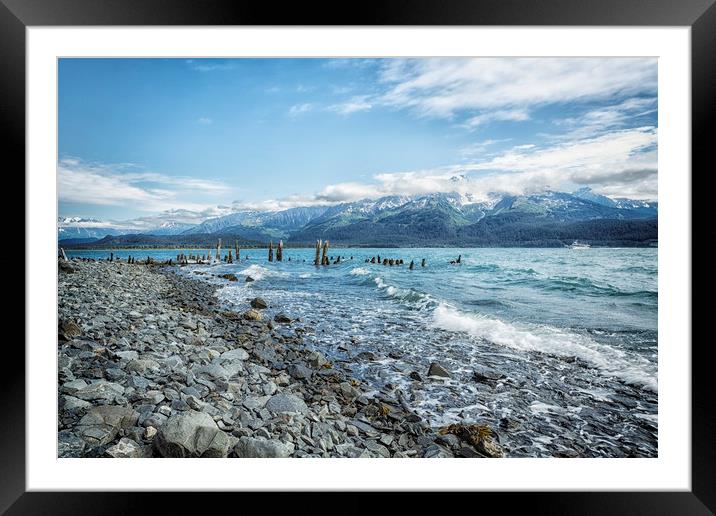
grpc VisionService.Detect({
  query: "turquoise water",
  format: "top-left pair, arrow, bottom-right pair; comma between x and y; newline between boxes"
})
67,247 -> 658,457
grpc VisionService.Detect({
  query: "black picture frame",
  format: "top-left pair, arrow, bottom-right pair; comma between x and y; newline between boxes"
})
4,0 -> 708,513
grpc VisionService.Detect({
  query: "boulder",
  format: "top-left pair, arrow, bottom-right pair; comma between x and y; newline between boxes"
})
287,363 -> 313,380
427,362 -> 452,378
76,405 -> 140,446
59,320 -> 82,341
126,359 -> 161,375
273,313 -> 292,324
307,351 -> 328,368
221,348 -> 249,361
219,273 -> 238,282
58,430 -> 86,457
264,393 -> 308,415
243,309 -> 262,321
250,297 -> 268,309
74,380 -> 125,402
153,410 -> 232,458
472,365 -> 504,385
233,437 -> 294,458
245,276 -> 255,282
106,437 -> 144,458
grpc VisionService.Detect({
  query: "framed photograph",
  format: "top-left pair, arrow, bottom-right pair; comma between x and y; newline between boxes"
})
7,0 -> 709,513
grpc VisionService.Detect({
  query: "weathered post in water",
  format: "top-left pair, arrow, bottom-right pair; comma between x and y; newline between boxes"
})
60,248 -> 68,261
268,241 -> 274,262
228,250 -> 233,263
277,240 -> 283,261
314,240 -> 322,266
216,239 -> 222,263
109,252 -> 113,262
456,254 -> 462,264
421,258 -> 426,267
235,241 -> 240,261
321,240 -> 330,265
409,260 -> 414,270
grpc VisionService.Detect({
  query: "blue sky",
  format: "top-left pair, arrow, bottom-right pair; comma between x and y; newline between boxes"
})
58,57 -> 657,228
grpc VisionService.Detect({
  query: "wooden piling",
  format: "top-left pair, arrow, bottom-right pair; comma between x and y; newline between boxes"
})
409,260 -> 414,270
268,241 -> 274,262
216,239 -> 222,263
277,240 -> 283,261
321,240 -> 329,265
235,241 -> 240,261
227,249 -> 233,263
421,258 -> 426,267
60,247 -> 68,261
314,240 -> 322,265
456,254 -> 462,264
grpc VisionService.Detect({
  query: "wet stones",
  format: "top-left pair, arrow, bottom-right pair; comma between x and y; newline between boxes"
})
106,437 -> 145,458
243,309 -> 263,321
274,313 -> 292,324
233,437 -> 294,458
76,405 -> 140,446
219,273 -> 238,282
154,410 -> 232,458
427,362 -> 452,378
265,393 -> 308,415
250,297 -> 268,309
472,365 -> 504,386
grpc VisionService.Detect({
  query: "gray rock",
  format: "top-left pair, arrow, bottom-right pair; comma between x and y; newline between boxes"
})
242,396 -> 269,411
114,350 -> 139,361
307,351 -> 328,368
245,276 -> 255,282
126,359 -> 161,375
273,313 -> 292,324
423,443 -> 454,458
106,437 -> 144,458
250,297 -> 268,309
74,380 -> 125,402
58,430 -> 86,457
265,393 -> 308,414
427,362 -> 452,378
77,405 -> 140,446
145,390 -> 165,404
365,440 -> 391,458
154,410 -> 232,458
61,379 -> 88,395
472,365 -> 504,385
194,363 -> 231,380
62,395 -> 92,412
287,363 -> 313,380
233,437 -> 294,458
221,348 -> 249,361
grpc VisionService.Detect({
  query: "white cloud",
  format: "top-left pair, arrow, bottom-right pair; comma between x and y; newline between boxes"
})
326,96 -> 373,115
378,58 -> 657,118
232,126 -> 658,209
464,108 -> 530,128
58,158 -> 233,212
288,103 -> 314,117
186,60 -> 235,72
197,117 -> 213,125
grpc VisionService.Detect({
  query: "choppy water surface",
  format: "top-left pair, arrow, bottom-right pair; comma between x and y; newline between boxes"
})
70,247 -> 658,457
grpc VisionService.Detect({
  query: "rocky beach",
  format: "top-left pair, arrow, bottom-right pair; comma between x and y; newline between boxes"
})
58,259 -> 503,458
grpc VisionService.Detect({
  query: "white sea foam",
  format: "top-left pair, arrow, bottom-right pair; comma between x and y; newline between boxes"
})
238,264 -> 272,281
349,267 -> 371,276
431,303 -> 657,392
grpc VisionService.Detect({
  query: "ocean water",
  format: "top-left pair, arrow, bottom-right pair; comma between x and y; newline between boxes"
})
67,247 -> 658,457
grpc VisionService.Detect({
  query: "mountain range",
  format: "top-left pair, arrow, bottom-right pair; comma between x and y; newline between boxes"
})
59,188 -> 658,248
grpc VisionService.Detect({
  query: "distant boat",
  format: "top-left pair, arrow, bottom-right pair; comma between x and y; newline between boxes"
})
568,240 -> 591,249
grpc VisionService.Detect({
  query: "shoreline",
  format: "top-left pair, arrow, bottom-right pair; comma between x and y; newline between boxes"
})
58,259 -> 503,458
